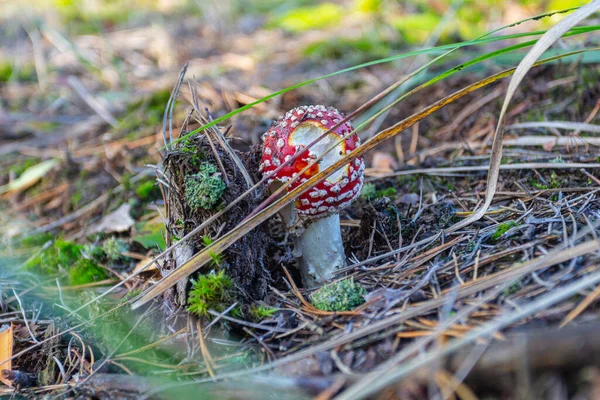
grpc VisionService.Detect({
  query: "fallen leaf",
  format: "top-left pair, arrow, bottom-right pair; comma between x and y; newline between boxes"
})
92,203 -> 135,233
132,220 -> 166,250
0,159 -> 58,197
0,324 -> 14,387
371,151 -> 398,171
133,256 -> 159,274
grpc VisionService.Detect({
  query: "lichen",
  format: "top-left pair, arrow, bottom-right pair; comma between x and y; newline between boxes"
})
102,237 -> 128,262
310,279 -> 366,312
184,162 -> 226,210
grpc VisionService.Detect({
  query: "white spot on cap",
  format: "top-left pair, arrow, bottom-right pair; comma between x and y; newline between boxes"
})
325,197 -> 336,203
284,155 -> 291,162
264,147 -> 272,155
264,159 -> 271,167
290,115 -> 297,121
277,139 -> 285,148
280,121 -> 287,128
300,198 -> 310,206
318,206 -> 329,213
316,112 -> 323,117
331,184 -> 341,193
333,119 -> 340,124
340,178 -> 349,188
297,109 -> 305,114
291,121 -> 299,128
320,119 -> 328,125
272,158 -> 281,166
312,200 -> 324,207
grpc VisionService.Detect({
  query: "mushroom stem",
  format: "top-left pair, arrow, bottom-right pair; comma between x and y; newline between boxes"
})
294,213 -> 346,288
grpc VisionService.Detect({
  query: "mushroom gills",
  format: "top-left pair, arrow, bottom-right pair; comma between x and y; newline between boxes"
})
288,121 -> 347,184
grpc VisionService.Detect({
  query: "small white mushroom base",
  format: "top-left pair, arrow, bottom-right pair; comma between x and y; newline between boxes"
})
173,241 -> 194,306
293,213 -> 346,288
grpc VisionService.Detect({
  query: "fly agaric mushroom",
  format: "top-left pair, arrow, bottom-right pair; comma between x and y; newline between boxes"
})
260,105 -> 364,287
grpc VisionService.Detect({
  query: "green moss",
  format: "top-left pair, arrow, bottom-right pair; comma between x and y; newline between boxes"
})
491,221 -> 518,241
0,62 -> 36,82
135,180 -> 160,200
184,163 -> 226,211
178,137 -> 205,167
187,271 -> 235,318
201,236 -> 225,266
24,239 -> 108,285
68,258 -> 108,285
360,183 -> 377,200
70,169 -> 87,209
249,305 -> 278,321
360,183 -> 397,201
310,279 -> 366,312
549,172 -> 562,189
25,239 -> 83,274
19,232 -> 54,248
530,179 -> 549,190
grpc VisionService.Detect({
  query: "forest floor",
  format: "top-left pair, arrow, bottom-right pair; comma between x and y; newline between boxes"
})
1,2 -> 600,399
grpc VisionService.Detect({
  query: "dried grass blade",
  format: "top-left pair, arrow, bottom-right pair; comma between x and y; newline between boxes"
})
559,282 -> 600,328
506,121 -> 600,133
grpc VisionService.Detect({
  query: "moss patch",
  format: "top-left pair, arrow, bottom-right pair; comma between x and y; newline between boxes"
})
491,220 -> 518,241
68,259 -> 108,285
311,279 -> 366,312
187,271 -> 236,318
24,239 -> 108,285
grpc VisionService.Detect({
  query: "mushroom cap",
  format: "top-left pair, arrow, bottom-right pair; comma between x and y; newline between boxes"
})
260,105 -> 364,217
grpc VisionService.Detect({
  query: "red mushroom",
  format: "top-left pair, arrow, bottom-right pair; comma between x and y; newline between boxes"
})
260,105 -> 364,287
